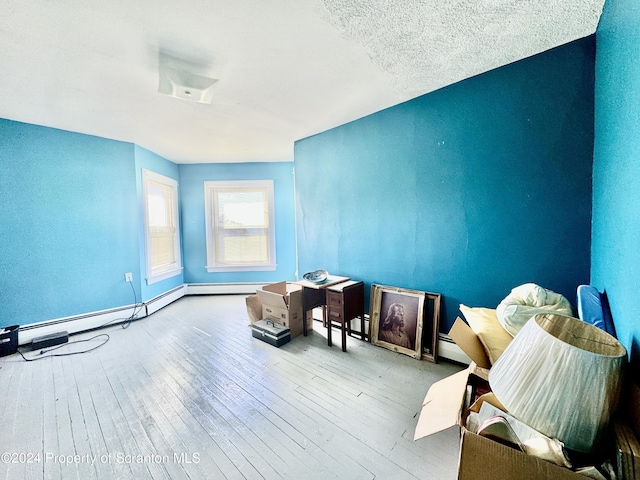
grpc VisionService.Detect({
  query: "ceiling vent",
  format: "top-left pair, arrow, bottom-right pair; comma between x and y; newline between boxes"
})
158,66 -> 218,104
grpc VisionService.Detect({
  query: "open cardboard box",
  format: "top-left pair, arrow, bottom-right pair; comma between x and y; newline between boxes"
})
414,317 -> 589,480
256,281 -> 312,338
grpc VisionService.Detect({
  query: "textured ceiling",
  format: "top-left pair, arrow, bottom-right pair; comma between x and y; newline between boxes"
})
0,0 -> 605,163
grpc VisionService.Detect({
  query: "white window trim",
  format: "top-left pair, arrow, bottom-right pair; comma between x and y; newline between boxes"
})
204,179 -> 277,273
142,169 -> 182,285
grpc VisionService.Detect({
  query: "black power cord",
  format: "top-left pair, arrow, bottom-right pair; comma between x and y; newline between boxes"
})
17,333 -> 110,362
17,276 -> 143,362
116,280 -> 144,329
95,278 -> 144,330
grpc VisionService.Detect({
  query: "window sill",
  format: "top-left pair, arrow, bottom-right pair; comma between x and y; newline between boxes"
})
205,264 -> 277,273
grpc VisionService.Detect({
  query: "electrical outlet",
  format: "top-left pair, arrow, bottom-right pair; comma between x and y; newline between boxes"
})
125,272 -> 133,282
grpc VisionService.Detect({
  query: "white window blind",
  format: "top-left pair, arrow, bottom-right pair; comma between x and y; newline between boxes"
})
205,180 -> 276,272
143,170 -> 182,284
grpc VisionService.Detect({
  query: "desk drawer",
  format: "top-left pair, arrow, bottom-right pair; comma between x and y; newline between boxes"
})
326,290 -> 343,308
327,291 -> 345,323
327,307 -> 344,323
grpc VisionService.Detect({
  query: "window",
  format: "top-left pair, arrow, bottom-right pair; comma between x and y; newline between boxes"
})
204,180 -> 276,272
142,169 -> 182,284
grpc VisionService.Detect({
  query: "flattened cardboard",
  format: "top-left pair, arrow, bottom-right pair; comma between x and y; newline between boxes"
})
415,319 -> 495,441
414,367 -> 470,440
449,317 -> 491,369
469,392 -> 506,415
414,362 -> 490,441
245,294 -> 262,324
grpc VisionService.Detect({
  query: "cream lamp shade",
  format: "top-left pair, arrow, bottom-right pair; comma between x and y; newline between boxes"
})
488,313 -> 627,453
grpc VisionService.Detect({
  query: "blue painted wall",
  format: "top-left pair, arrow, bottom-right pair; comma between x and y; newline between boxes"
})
133,145 -> 184,301
0,119 -> 140,327
295,37 -> 595,332
592,0 -> 640,363
179,162 -> 297,283
0,117 -> 296,328
0,33 -> 601,338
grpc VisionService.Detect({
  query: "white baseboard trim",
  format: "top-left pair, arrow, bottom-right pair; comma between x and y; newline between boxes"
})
438,334 -> 471,365
18,304 -> 146,346
146,285 -> 186,315
16,285 -> 188,346
16,285 -> 471,366
335,312 -> 470,365
185,283 -> 267,295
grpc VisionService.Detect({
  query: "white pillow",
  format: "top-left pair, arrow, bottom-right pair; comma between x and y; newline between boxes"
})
496,283 -> 573,336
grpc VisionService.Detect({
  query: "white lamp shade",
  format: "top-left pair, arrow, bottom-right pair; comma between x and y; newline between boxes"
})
489,313 -> 627,453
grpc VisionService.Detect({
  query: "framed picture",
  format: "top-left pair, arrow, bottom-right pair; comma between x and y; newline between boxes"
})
421,292 -> 441,363
370,284 -> 425,359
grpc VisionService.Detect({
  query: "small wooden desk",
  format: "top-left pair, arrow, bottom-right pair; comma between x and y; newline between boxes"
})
295,275 -> 350,336
326,280 -> 365,352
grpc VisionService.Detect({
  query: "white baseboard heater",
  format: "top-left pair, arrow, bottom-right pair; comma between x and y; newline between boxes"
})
186,282 -> 267,295
338,312 -> 470,365
15,282 -> 471,365
145,285 -> 186,315
17,285 -> 187,346
438,333 -> 471,365
17,303 -> 145,346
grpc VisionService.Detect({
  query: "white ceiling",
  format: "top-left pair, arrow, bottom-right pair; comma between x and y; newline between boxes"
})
0,0 -> 605,163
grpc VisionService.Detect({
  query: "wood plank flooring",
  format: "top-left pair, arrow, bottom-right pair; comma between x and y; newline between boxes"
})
0,295 -> 465,480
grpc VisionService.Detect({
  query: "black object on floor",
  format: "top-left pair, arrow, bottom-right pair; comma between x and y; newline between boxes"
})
0,325 -> 19,357
31,331 -> 69,351
252,320 -> 290,347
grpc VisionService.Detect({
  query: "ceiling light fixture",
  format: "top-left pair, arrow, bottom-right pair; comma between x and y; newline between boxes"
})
158,66 -> 218,104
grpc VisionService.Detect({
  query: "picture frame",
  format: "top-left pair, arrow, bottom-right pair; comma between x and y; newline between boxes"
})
369,284 -> 426,360
420,292 -> 441,363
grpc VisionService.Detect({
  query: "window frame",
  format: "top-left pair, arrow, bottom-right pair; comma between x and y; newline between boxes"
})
142,169 -> 182,285
204,179 -> 277,273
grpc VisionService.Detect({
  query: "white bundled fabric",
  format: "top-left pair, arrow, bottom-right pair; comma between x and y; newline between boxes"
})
496,283 -> 573,336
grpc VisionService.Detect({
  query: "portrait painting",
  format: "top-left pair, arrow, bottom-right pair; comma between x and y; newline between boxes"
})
370,284 -> 425,359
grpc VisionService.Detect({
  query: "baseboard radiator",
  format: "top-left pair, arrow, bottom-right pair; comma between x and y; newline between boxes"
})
145,285 -> 187,315
15,282 -> 471,365
438,333 -> 471,365
18,304 -> 146,346
17,285 -> 187,346
17,283 -> 258,345
336,311 -> 470,365
186,282 -> 268,295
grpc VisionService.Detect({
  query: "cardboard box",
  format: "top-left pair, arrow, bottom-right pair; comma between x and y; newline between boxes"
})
256,282 -> 312,338
245,294 -> 263,324
414,317 -> 586,480
458,429 -> 582,480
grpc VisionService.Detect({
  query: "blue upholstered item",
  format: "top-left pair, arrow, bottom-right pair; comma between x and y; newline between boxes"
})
576,285 -> 617,337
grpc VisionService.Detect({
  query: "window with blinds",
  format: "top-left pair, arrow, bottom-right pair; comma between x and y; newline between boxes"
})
142,169 -> 182,284
204,180 -> 276,272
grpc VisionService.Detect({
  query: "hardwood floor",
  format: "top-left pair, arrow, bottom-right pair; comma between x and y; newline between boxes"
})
0,295 -> 465,480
